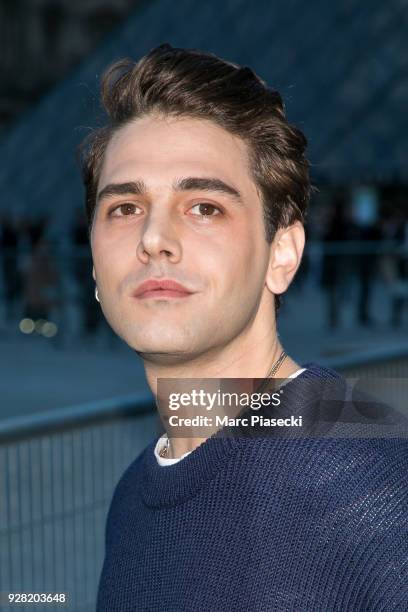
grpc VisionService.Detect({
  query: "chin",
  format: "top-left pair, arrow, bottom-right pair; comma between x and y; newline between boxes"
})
131,343 -> 201,366
118,326 -> 198,357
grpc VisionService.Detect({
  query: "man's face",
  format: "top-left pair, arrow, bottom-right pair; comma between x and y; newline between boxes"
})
91,114 -> 273,364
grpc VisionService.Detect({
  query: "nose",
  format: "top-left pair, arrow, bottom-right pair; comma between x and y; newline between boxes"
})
136,209 -> 182,264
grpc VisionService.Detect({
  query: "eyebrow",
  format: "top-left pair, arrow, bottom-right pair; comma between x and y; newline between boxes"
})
96,176 -> 245,207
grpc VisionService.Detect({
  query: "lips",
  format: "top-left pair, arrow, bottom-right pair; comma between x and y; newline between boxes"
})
133,279 -> 193,299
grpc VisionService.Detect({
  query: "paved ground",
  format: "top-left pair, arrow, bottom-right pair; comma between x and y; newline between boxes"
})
1,277 -> 407,421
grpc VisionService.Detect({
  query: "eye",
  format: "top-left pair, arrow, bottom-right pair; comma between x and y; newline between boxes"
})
190,203 -> 222,217
109,203 -> 142,217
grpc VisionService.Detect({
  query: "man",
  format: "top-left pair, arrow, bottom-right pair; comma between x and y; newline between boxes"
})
79,44 -> 408,611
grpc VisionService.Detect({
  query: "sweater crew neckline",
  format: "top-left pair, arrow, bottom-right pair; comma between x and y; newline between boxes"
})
141,362 -> 343,508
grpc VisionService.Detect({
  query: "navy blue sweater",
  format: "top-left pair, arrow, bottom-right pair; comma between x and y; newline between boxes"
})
97,363 -> 408,611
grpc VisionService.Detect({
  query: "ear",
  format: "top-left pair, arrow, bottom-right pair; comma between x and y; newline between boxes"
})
92,265 -> 96,282
265,221 -> 305,295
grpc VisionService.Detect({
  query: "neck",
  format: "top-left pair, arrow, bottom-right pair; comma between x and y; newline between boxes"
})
143,323 -> 301,460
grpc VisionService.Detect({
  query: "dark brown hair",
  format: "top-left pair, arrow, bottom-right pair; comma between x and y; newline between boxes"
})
78,43 -> 311,314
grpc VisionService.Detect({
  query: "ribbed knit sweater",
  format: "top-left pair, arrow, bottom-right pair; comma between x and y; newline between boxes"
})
97,363 -> 408,611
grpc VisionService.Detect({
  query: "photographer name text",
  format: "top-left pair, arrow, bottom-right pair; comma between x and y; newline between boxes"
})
167,414 -> 302,427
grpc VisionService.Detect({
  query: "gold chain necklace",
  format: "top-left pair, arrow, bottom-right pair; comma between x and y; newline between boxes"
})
158,349 -> 287,459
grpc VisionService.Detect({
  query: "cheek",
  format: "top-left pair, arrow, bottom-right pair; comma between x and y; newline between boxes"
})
92,234 -> 130,288
196,232 -> 259,296
228,222 -> 265,274
229,230 -> 269,301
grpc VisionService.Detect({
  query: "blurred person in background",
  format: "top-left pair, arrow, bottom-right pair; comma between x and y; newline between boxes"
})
351,191 -> 383,328
380,204 -> 408,327
320,194 -> 355,329
0,213 -> 23,322
71,206 -> 103,340
21,223 -> 60,330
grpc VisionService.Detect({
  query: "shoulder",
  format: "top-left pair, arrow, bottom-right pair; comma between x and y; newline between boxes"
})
239,435 -> 408,518
243,435 -> 408,543
248,435 -> 408,488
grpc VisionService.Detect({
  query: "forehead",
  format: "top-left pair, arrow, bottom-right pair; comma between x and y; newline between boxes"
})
98,114 -> 254,191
